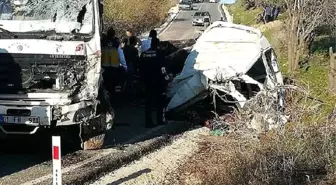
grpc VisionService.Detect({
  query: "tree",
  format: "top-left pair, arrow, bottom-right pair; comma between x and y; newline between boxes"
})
284,0 -> 335,73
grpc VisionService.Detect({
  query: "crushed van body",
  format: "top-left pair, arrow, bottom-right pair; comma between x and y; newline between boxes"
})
166,21 -> 285,114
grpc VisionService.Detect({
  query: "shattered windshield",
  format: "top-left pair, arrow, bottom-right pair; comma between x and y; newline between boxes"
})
0,0 -> 93,34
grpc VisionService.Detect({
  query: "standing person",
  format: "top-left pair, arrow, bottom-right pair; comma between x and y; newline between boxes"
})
256,13 -> 265,24
101,27 -> 127,96
123,36 -> 140,100
149,29 -> 159,41
122,29 -> 141,49
140,29 -> 160,53
139,38 -> 168,128
263,4 -> 272,23
272,6 -> 280,20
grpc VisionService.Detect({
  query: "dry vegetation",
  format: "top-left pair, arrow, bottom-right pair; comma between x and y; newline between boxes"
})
103,0 -> 178,36
172,85 -> 336,185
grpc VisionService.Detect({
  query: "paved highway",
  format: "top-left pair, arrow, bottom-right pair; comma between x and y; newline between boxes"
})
0,2 -> 225,185
159,1 -> 224,41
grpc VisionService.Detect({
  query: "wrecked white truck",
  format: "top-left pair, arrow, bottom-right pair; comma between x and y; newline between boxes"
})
166,21 -> 284,120
0,0 -> 112,150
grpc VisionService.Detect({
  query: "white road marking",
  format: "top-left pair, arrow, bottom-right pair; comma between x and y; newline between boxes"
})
159,10 -> 181,36
198,3 -> 204,10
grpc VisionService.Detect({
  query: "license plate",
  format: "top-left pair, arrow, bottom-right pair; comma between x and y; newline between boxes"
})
0,116 -> 40,124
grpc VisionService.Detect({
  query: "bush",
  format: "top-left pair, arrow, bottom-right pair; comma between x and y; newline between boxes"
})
173,86 -> 336,185
103,0 -> 177,36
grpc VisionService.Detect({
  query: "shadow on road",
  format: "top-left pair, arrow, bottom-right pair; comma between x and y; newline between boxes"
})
107,168 -> 152,185
0,129 -> 80,178
174,18 -> 188,22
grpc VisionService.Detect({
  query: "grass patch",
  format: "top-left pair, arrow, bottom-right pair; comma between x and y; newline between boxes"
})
226,0 -> 262,25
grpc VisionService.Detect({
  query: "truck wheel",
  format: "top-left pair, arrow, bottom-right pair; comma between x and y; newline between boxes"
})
80,88 -> 114,150
80,114 -> 105,150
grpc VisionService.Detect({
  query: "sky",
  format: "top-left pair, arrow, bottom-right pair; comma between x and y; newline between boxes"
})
219,0 -> 236,4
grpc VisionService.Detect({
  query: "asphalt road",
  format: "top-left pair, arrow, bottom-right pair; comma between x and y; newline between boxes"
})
159,1 -> 224,41
0,2 -> 224,185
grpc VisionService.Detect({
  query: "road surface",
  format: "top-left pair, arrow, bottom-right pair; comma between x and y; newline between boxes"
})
0,1 -> 224,185
159,1 -> 224,41
92,1 -> 226,184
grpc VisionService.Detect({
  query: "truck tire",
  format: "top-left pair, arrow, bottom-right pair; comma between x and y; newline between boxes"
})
80,88 -> 114,150
80,113 -> 107,150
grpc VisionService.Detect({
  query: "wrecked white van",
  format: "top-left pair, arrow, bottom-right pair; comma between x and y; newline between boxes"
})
166,21 -> 284,114
0,0 -> 112,150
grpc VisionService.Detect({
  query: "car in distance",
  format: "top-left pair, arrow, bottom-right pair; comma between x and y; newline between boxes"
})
179,0 -> 193,10
209,0 -> 216,3
192,11 -> 211,26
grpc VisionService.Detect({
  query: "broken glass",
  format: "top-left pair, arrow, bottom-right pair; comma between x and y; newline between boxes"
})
0,0 -> 93,34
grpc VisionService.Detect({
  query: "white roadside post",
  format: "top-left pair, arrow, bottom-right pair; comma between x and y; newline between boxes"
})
52,136 -> 62,185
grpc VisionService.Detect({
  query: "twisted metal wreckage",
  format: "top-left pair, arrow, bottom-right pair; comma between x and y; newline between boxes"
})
165,21 -> 286,129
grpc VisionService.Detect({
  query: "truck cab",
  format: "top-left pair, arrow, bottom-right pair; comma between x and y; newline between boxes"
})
0,0 -> 113,150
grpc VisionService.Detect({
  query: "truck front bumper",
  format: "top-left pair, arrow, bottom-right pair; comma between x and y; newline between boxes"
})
0,93 -> 98,135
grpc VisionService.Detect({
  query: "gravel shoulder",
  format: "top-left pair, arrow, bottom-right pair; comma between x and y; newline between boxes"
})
91,127 -> 209,185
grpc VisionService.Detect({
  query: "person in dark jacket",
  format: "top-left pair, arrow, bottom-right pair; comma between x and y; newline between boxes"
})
272,6 -> 280,20
122,29 -> 141,48
123,36 -> 140,99
139,38 -> 168,128
263,4 -> 272,23
149,29 -> 159,41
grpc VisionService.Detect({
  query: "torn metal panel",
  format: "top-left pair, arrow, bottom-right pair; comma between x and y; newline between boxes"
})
166,21 -> 284,113
209,74 -> 264,108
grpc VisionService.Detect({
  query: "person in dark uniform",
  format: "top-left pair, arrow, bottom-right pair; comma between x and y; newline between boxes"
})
263,4 -> 272,23
139,37 -> 168,128
123,36 -> 140,101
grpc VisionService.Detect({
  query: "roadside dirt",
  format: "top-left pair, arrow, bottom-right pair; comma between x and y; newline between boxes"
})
91,127 -> 209,185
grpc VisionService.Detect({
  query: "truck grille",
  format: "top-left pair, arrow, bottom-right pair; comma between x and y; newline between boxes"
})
0,53 -> 86,94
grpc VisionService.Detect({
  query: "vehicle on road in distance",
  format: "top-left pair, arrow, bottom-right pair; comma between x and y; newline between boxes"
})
179,0 -> 193,10
0,0 -> 113,150
192,11 -> 211,26
209,0 -> 216,3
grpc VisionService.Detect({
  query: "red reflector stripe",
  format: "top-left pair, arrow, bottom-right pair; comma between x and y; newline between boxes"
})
53,146 -> 60,160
